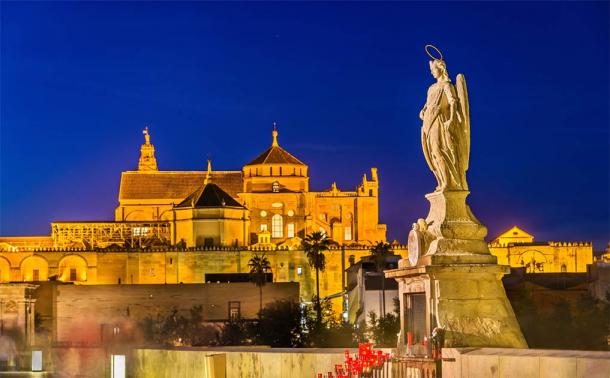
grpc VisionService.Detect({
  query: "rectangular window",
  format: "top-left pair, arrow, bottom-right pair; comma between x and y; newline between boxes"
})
132,227 -> 149,236
344,226 -> 352,241
70,268 -> 77,281
287,223 -> 295,238
228,301 -> 241,321
260,224 -> 268,231
33,269 -> 40,282
297,266 -> 303,275
406,293 -> 427,345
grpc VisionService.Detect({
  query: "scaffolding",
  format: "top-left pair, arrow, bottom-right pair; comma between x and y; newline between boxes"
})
51,221 -> 171,249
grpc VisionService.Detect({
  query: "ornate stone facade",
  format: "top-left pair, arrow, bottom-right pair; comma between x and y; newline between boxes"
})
0,127 -> 396,307
114,127 -> 386,247
489,226 -> 593,273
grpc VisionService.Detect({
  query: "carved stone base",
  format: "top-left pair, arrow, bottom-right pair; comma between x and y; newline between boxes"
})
419,190 -> 496,265
386,263 -> 528,349
428,264 -> 527,348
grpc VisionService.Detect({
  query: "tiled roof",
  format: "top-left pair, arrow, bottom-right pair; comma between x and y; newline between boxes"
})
176,183 -> 245,208
118,171 -> 243,202
245,145 -> 306,166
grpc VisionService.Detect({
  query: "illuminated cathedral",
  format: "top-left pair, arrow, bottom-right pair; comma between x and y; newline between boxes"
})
0,128 -> 593,299
113,126 -> 386,248
0,127 -> 394,305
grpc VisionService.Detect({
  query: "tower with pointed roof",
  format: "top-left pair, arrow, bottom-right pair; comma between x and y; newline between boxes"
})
238,124 -> 386,246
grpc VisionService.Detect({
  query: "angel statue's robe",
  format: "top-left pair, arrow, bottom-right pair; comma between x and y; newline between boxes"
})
420,77 -> 469,191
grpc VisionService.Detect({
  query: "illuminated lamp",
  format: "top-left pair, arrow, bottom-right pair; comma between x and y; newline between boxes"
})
31,350 -> 42,372
111,354 -> 126,378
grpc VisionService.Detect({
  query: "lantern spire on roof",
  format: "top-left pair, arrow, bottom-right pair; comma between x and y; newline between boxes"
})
204,158 -> 212,185
272,121 -> 279,147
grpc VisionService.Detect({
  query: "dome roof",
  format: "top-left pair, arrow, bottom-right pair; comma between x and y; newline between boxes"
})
244,127 -> 306,167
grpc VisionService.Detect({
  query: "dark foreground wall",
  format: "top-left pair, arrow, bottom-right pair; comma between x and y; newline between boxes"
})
52,282 -> 299,344
504,273 -> 609,351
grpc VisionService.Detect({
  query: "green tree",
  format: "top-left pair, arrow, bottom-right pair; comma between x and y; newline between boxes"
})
302,231 -> 333,324
370,241 -> 393,315
254,299 -> 304,347
248,253 -> 271,316
138,305 -> 216,346
216,317 -> 252,346
367,310 -> 400,347
303,297 -> 357,348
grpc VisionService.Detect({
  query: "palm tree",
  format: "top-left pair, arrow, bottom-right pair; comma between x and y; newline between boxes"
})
248,253 -> 271,316
302,231 -> 334,325
370,241 -> 393,316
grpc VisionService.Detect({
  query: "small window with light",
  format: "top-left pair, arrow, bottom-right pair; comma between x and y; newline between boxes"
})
272,181 -> 280,193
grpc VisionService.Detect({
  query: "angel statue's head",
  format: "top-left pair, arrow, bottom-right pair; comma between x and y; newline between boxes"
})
429,59 -> 449,82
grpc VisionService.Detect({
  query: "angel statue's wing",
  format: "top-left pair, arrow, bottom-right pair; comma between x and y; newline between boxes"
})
456,73 -> 470,171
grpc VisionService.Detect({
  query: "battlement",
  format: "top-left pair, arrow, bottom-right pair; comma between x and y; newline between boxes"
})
489,241 -> 593,248
23,243 -> 408,253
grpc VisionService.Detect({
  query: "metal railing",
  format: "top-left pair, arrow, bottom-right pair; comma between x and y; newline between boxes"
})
391,357 -> 440,378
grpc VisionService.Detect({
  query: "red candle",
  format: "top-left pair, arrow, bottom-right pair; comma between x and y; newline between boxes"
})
407,331 -> 413,346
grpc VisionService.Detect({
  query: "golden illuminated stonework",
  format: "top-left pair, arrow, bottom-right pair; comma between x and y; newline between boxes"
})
0,125 -> 395,307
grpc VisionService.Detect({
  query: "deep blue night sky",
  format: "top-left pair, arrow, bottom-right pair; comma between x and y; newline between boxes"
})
1,2 -> 608,250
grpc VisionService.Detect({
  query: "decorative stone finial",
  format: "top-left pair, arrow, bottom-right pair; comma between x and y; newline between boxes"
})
138,126 -> 158,171
204,159 -> 212,185
272,122 -> 279,147
143,126 -> 151,145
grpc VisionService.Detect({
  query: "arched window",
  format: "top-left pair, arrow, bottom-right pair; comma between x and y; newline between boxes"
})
272,181 -> 280,193
272,214 -> 283,238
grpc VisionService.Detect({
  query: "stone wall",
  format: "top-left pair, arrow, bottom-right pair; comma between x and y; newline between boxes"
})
51,282 -> 299,344
130,347 -> 393,378
0,247 -> 406,313
442,347 -> 610,378
48,346 -> 107,378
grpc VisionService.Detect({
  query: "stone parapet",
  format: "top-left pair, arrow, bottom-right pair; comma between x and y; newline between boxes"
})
442,347 -> 610,378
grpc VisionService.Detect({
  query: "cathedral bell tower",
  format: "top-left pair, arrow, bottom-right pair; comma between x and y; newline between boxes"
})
138,127 -> 158,171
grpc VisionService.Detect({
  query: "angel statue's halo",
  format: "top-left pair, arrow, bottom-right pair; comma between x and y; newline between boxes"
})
425,44 -> 443,61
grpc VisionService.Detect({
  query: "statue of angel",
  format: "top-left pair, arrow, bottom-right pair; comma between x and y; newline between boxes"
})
419,45 -> 470,192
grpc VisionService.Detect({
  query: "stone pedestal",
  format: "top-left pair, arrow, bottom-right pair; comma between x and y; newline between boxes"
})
418,190 -> 496,265
387,189 -> 527,350
387,263 -> 527,349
